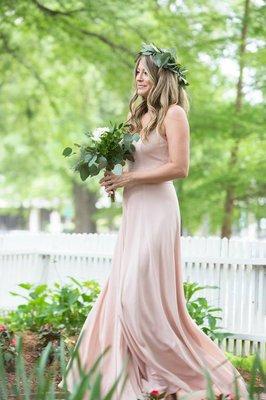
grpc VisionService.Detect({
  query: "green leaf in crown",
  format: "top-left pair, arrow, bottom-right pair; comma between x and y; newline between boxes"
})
138,42 -> 189,87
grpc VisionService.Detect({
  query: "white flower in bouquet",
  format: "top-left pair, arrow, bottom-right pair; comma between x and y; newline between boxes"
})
91,126 -> 110,141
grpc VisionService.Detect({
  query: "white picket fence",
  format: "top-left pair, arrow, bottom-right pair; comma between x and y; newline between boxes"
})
0,232 -> 265,358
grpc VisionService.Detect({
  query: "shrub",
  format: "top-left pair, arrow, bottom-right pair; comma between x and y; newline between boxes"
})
184,281 -> 232,340
0,277 -> 100,335
1,278 -> 230,341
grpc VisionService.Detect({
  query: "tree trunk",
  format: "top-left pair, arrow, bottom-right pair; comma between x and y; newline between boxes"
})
221,186 -> 235,238
221,0 -> 250,238
73,180 -> 97,233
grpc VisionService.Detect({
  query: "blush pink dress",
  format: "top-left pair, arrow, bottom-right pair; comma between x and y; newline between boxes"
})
59,129 -> 248,399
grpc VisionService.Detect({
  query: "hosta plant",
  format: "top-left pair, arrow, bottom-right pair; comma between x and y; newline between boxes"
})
184,281 -> 233,341
0,277 -> 100,335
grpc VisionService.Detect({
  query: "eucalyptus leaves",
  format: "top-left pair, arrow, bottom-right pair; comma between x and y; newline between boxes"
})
138,42 -> 189,87
62,122 -> 140,202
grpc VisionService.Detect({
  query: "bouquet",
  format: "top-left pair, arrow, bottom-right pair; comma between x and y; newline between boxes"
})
62,121 -> 140,202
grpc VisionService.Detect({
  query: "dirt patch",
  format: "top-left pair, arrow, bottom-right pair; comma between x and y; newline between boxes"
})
4,331 -> 65,395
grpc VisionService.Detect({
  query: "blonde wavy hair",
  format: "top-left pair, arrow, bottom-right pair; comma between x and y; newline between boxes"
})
127,55 -> 190,142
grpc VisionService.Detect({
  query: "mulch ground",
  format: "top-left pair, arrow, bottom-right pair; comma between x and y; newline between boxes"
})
3,331 -> 265,398
4,331 -> 65,397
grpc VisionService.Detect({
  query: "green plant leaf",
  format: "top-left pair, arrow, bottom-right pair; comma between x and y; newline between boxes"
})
80,164 -> 90,181
112,164 -> 123,175
84,153 -> 94,163
62,147 -> 72,157
88,154 -> 97,166
18,283 -> 33,290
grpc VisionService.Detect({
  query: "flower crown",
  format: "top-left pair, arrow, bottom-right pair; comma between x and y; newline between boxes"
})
136,42 -> 189,88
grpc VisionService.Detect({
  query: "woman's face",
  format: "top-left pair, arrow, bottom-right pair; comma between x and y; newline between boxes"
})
135,58 -> 153,98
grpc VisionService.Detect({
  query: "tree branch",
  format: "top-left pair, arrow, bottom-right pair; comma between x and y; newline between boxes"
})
79,28 -> 134,58
0,32 -> 59,114
32,0 -> 86,16
31,0 -> 135,68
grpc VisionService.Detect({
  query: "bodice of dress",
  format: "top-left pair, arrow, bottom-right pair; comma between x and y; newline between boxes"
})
126,129 -> 170,173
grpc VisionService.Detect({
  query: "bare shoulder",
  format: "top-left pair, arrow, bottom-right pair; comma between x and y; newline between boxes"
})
163,104 -> 190,140
165,104 -> 187,121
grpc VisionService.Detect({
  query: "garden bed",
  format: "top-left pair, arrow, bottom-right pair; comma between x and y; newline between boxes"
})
4,331 -> 265,397
1,280 -> 265,399
3,331 -> 68,396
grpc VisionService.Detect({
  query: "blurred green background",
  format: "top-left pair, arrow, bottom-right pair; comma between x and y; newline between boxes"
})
0,0 -> 265,238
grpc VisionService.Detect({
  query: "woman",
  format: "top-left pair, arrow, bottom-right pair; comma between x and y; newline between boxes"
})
59,43 -> 248,400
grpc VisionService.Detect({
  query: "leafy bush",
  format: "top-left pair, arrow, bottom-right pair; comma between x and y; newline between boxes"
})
0,277 -> 100,335
1,278 -> 230,341
184,281 -> 232,340
226,352 -> 266,374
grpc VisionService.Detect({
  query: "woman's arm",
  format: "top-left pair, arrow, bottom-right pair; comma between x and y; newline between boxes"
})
131,105 -> 190,185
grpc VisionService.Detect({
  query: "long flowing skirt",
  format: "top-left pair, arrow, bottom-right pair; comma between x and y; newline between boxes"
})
59,183 -> 248,400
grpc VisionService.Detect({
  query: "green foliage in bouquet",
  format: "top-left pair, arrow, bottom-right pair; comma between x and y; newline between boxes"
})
62,121 -> 140,202
62,122 -> 139,180
0,277 -> 100,335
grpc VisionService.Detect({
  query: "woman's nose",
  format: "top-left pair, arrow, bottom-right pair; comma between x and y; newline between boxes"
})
137,72 -> 144,81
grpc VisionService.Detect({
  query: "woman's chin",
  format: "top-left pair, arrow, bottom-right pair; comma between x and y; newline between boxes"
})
138,90 -> 148,97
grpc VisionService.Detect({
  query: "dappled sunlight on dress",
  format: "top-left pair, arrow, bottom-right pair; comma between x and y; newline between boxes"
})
58,129 -> 248,400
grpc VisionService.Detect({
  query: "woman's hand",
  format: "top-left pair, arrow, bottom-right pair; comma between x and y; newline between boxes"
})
99,170 -> 134,195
